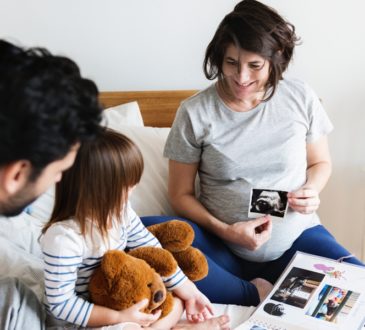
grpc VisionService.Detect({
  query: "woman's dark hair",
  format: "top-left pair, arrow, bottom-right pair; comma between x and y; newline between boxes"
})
42,128 -> 144,239
0,40 -> 102,179
203,0 -> 300,101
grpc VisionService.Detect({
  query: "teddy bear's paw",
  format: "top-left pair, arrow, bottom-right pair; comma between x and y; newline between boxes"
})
128,246 -> 178,277
147,220 -> 194,252
173,246 -> 208,281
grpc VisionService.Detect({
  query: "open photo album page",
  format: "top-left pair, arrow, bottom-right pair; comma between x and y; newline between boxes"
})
236,252 -> 365,330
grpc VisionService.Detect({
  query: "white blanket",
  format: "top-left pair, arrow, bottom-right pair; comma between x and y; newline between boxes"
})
97,305 -> 255,330
0,213 -> 45,300
0,212 -> 254,329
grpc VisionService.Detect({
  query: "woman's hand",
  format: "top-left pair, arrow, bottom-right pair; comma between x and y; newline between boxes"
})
173,279 -> 214,323
224,216 -> 272,250
287,186 -> 320,214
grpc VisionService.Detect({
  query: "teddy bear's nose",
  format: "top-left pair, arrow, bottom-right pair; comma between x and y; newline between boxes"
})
153,290 -> 164,303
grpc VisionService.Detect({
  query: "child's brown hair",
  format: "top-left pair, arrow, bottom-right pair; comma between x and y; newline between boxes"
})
42,128 -> 144,238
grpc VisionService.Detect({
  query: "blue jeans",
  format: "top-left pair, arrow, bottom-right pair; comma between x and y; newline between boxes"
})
141,216 -> 364,307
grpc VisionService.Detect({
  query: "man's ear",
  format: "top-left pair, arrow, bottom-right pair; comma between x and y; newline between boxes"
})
0,160 -> 32,195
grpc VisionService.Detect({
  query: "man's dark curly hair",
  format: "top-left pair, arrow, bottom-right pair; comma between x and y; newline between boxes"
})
0,40 -> 102,179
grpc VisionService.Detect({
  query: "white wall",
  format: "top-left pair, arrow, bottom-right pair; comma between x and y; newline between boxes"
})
1,0 -> 365,259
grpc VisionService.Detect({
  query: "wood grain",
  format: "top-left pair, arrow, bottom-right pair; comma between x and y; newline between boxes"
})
99,90 -> 198,127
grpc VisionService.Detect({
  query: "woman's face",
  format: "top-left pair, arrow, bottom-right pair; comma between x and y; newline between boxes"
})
221,44 -> 270,101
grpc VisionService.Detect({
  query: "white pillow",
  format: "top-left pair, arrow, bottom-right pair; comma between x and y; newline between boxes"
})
30,126 -> 175,219
113,125 -> 175,216
102,101 -> 144,127
29,101 -> 145,222
31,126 -> 174,218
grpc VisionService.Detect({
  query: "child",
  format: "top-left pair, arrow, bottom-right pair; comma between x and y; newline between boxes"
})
40,128 -> 230,330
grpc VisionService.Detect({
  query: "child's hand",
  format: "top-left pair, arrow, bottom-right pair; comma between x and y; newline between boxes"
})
173,279 -> 214,323
185,295 -> 213,323
117,299 -> 161,326
88,299 -> 161,327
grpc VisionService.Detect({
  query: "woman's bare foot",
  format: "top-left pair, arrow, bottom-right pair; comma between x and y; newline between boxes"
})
250,277 -> 273,302
172,315 -> 230,330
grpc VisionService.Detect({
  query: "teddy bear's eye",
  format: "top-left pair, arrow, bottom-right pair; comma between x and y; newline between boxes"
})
147,283 -> 152,287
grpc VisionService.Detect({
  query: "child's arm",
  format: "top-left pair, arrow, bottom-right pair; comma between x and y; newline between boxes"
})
125,205 -> 213,322
172,279 -> 214,322
41,224 -> 160,327
41,226 -> 93,326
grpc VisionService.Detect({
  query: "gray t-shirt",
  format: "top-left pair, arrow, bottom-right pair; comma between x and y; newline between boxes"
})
164,78 -> 333,262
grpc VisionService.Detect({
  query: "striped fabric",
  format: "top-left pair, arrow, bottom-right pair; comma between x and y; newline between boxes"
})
40,202 -> 186,326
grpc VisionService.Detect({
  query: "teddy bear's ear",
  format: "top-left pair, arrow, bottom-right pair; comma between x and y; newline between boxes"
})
128,247 -> 177,277
101,250 -> 129,280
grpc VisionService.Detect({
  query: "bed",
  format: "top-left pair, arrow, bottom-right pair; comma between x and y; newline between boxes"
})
0,90 -> 254,329
99,90 -> 198,127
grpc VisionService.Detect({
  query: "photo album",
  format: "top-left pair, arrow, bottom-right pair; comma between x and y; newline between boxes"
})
236,252 -> 365,330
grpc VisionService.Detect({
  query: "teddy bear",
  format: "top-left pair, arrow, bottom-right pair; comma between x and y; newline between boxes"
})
89,220 -> 208,319
89,247 -> 177,318
146,220 -> 208,281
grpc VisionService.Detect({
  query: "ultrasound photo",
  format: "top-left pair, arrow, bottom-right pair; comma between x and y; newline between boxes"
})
249,188 -> 288,218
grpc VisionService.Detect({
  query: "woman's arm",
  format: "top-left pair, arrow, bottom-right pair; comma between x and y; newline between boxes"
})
305,135 -> 332,191
168,160 -> 227,236
288,135 -> 332,213
168,160 -> 272,250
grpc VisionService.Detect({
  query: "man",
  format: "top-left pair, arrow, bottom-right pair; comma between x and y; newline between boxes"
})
0,40 -> 102,329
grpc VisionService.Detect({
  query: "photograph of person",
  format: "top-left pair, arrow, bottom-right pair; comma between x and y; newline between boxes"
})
271,267 -> 324,309
306,285 -> 360,323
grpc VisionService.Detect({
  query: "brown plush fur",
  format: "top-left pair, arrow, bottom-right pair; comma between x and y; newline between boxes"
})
89,249 -> 176,317
147,220 -> 209,281
147,220 -> 194,252
89,220 -> 208,319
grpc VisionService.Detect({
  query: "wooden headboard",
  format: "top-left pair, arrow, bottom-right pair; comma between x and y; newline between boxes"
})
99,90 -> 198,127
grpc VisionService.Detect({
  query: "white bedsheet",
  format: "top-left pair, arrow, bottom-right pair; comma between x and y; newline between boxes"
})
0,213 -> 45,301
0,212 -> 255,329
97,305 -> 255,330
